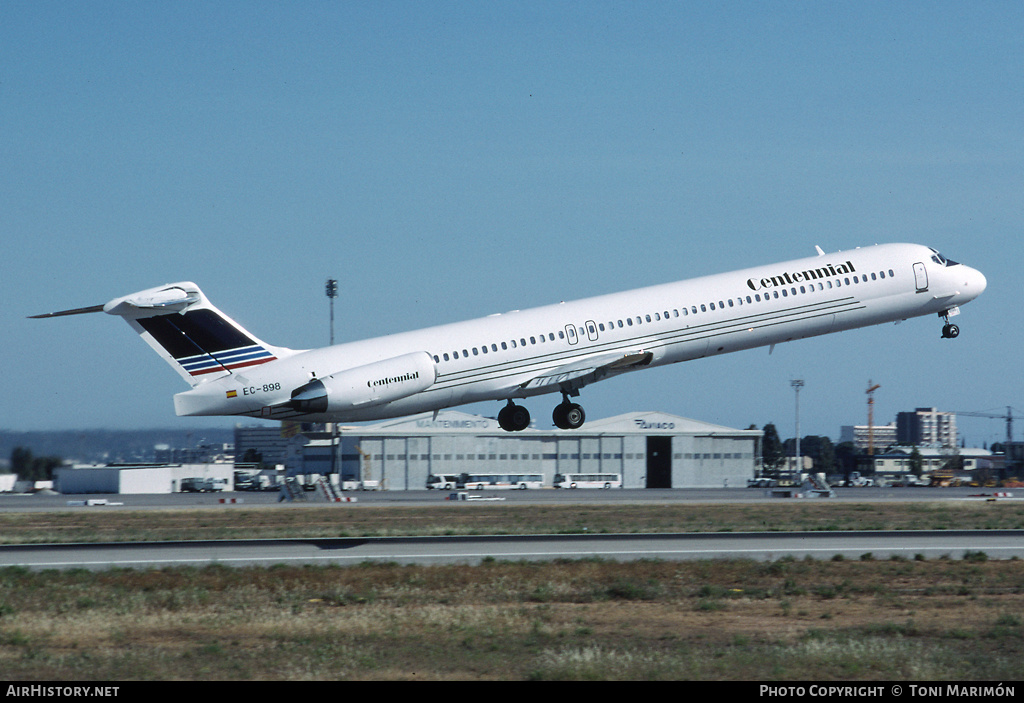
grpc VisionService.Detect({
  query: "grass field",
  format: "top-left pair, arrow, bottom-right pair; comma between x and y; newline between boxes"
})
3,500 -> 1024,544
1,501 -> 1023,680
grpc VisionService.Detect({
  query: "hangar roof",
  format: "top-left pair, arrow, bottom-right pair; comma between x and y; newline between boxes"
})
339,410 -> 759,437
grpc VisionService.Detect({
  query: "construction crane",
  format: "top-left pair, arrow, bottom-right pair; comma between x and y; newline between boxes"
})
956,407 -> 1016,447
866,381 -> 881,455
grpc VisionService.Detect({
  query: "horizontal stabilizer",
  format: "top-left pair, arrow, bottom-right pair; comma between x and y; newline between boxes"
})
28,304 -> 105,319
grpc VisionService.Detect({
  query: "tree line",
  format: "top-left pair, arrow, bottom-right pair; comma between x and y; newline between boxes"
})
759,423 -> 928,478
7,447 -> 63,482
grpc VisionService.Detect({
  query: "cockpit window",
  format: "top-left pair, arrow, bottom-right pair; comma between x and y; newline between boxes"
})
929,249 -> 960,267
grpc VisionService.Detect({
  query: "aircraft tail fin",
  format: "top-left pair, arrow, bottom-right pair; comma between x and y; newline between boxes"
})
31,282 -> 298,387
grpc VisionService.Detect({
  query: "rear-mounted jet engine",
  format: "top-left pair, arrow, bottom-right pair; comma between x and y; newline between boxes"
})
289,351 -> 436,413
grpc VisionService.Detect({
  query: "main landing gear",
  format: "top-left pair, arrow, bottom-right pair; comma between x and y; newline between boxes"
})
497,400 -> 531,432
497,394 -> 587,432
552,395 -> 586,430
940,311 -> 960,339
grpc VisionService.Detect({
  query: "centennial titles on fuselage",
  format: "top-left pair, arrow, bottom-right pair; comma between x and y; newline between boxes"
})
369,370 -> 420,389
746,260 -> 856,292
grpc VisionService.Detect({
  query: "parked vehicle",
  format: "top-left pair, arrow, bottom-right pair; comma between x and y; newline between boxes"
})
426,474 -> 460,490
180,477 -> 227,493
553,473 -> 621,489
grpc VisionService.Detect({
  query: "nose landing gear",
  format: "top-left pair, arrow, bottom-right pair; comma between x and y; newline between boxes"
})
940,310 -> 960,339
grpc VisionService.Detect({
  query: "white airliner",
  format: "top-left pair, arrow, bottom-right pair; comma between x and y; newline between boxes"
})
32,243 -> 985,431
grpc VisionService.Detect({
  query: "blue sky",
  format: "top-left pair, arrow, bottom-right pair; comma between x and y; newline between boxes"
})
4,1 -> 1021,446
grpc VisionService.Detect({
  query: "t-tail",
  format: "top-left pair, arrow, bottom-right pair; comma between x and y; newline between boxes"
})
29,281 -> 297,386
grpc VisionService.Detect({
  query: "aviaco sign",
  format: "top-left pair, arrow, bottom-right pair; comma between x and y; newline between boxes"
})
634,419 -> 676,430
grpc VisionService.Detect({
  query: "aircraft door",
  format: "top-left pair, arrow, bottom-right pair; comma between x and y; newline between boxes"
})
564,324 -> 579,345
585,320 -> 599,342
913,262 -> 929,292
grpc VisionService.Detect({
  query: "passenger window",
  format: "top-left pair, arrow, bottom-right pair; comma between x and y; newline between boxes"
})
473,348 -> 478,356
530,336 -> 536,344
700,304 -> 707,312
521,338 -> 527,346
453,351 -> 459,359
781,290 -> 787,297
709,302 -> 716,310
501,342 -> 507,350
433,355 -> 440,363
443,353 -> 450,361
626,318 -> 633,326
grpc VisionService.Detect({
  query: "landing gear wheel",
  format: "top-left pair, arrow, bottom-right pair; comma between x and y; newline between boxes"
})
942,323 -> 960,339
552,402 -> 586,430
498,402 -> 531,432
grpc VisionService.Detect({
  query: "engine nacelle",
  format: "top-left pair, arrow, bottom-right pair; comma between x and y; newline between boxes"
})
288,351 -> 436,414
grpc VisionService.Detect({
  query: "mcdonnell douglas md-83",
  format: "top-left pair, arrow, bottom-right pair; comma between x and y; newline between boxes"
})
32,243 -> 985,431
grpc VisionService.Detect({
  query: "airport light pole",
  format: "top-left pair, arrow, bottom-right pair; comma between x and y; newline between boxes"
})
325,278 -> 339,478
791,379 -> 804,474
325,278 -> 338,345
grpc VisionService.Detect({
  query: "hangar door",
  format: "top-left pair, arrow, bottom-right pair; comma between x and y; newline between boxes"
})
645,437 -> 672,488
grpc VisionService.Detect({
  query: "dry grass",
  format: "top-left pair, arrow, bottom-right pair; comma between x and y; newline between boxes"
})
1,557 -> 1023,680
1,500 -> 1023,544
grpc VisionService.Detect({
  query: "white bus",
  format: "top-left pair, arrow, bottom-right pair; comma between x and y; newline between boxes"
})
553,473 -> 622,489
459,473 -> 544,490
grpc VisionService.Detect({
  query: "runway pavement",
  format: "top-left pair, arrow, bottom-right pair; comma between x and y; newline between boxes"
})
2,530 -> 1023,571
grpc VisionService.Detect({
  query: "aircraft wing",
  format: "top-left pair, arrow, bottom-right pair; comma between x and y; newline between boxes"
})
520,350 -> 653,392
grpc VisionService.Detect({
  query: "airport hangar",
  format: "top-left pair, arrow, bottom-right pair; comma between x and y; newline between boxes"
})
299,410 -> 762,490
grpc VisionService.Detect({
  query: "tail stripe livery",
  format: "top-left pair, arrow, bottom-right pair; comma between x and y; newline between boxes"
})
136,310 -> 278,377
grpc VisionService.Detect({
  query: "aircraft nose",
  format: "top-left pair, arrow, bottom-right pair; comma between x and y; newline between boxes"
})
965,266 -> 987,298
972,267 -> 987,294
